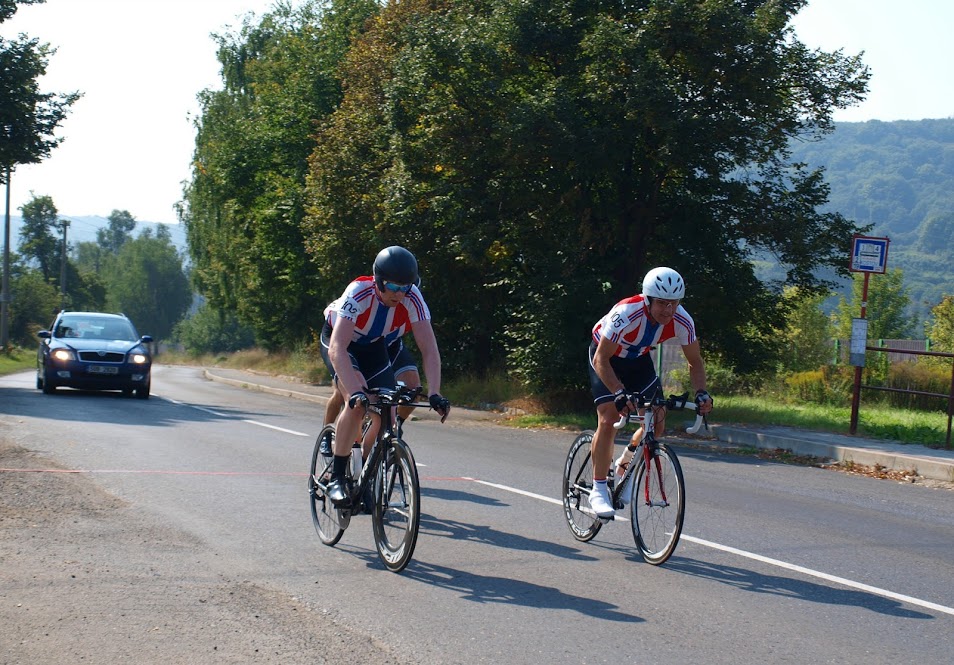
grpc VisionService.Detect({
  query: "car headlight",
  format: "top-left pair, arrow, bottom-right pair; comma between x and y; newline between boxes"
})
131,353 -> 149,364
51,349 -> 75,361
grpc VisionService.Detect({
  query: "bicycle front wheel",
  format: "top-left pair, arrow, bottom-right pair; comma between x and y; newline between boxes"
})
372,438 -> 420,572
562,431 -> 603,542
309,425 -> 348,545
630,443 -> 685,565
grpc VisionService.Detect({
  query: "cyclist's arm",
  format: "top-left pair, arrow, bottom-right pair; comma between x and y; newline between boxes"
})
328,317 -> 364,399
681,340 -> 712,414
410,319 -> 442,397
593,336 -> 625,394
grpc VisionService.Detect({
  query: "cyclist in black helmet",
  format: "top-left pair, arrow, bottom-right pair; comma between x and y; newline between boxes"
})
319,246 -> 450,505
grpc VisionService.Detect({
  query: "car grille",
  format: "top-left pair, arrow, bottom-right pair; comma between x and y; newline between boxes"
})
78,351 -> 125,363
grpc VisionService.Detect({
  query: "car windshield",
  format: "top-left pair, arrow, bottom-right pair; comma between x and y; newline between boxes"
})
54,317 -> 138,341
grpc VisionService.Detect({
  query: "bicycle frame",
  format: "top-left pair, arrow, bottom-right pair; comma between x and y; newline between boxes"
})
342,386 -> 422,510
612,392 -> 704,506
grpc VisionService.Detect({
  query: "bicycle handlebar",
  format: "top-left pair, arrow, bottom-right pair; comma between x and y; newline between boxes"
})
365,385 -> 424,406
612,393 -> 708,434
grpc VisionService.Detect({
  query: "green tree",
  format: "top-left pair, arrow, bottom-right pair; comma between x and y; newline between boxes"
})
95,209 -> 136,254
0,0 -> 79,181
183,0 -> 378,349
174,301 -> 255,355
833,268 -> 913,340
105,229 -> 191,342
8,264 -> 58,344
17,193 -> 60,280
306,0 -> 870,393
777,286 -> 833,373
926,296 -> 954,353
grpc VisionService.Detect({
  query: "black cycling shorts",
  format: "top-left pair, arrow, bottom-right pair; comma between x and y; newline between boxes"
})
587,341 -> 659,406
320,322 -> 418,390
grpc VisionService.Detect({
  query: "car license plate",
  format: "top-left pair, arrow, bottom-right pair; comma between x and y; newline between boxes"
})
88,365 -> 119,375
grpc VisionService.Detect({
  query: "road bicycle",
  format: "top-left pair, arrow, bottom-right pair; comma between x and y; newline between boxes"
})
562,387 -> 706,565
308,385 -> 423,572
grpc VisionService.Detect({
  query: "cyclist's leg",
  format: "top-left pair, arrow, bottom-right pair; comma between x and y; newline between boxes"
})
324,386 -> 344,427
319,321 -> 346,428
389,339 -> 420,424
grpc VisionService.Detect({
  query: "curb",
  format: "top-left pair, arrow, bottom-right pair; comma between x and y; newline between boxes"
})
711,424 -> 954,483
202,369 -> 330,405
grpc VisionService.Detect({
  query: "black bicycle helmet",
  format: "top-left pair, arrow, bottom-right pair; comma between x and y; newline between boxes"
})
372,246 -> 419,289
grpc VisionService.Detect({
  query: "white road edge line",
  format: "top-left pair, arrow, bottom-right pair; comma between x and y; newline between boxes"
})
161,396 -> 309,437
470,478 -> 954,618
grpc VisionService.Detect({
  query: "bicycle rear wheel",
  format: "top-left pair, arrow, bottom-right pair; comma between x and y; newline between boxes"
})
562,431 -> 603,542
309,425 -> 348,545
372,438 -> 420,572
630,443 -> 685,565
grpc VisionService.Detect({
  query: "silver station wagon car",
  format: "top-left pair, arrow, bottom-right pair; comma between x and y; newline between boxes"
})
36,311 -> 153,399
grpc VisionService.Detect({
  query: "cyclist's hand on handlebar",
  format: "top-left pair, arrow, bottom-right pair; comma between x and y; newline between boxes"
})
694,389 -> 713,415
429,393 -> 451,423
613,388 -> 637,415
348,391 -> 370,410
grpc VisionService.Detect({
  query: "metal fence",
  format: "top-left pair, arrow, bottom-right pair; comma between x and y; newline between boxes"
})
833,339 -> 932,364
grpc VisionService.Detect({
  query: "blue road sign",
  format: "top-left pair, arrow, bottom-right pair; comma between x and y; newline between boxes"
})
850,235 -> 889,273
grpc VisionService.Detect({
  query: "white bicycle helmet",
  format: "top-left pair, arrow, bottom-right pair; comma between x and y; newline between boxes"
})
642,267 -> 685,299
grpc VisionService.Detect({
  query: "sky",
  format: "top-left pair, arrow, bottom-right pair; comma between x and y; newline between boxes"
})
3,0 -> 954,225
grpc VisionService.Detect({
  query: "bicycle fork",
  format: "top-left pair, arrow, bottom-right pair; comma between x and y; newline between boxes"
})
640,441 -> 671,508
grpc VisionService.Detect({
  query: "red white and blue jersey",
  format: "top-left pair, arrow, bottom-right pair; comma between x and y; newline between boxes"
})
591,294 -> 696,358
324,276 -> 430,345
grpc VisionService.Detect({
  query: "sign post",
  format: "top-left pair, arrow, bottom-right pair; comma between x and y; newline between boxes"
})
848,235 -> 889,434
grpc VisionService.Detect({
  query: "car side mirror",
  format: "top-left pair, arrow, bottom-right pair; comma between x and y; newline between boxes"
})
140,335 -> 153,344
37,330 -> 51,339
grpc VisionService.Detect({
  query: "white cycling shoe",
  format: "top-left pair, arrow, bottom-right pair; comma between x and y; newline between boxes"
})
589,483 -> 616,518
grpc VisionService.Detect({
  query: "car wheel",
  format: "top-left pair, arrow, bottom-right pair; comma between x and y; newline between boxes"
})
36,374 -> 43,390
42,378 -> 57,394
135,382 -> 150,399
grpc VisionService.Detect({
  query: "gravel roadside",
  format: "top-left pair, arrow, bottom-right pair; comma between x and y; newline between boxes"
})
0,433 -> 414,665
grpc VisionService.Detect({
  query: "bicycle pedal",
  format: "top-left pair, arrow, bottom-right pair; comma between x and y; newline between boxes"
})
598,514 -> 615,523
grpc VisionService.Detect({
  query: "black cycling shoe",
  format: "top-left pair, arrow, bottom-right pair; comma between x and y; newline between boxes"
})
326,478 -> 350,506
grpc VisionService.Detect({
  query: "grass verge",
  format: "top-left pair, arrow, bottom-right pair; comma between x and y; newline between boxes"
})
0,347 -> 35,377
153,348 -> 954,448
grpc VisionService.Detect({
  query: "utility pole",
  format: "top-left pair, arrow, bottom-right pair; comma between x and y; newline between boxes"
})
59,218 -> 69,310
1,164 -> 11,350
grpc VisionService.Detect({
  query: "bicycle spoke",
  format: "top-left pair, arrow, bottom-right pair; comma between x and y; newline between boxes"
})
630,445 -> 685,565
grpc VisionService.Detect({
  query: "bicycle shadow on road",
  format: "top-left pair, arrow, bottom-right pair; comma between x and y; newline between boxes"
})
665,557 -> 935,619
417,509 -> 598,563
400,559 -> 645,623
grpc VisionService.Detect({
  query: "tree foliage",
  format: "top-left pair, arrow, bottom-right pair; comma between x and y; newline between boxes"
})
305,0 -> 869,394
182,0 -> 378,350
926,296 -> 954,354
776,286 -> 833,373
104,228 -> 192,342
174,301 -> 255,355
16,193 -> 59,280
0,0 -> 79,180
96,209 -> 136,254
832,268 -> 913,340
8,265 -> 58,343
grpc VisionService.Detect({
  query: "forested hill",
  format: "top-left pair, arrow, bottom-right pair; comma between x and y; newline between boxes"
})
788,118 -> 954,319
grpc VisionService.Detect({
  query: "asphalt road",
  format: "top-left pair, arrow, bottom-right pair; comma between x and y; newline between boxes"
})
2,365 -> 954,664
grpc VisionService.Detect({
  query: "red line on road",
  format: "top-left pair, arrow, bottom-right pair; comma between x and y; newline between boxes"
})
0,468 -> 475,480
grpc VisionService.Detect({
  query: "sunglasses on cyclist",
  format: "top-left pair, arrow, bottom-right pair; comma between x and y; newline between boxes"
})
382,281 -> 413,294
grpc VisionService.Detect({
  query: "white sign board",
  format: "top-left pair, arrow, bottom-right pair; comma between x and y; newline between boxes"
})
850,236 -> 889,274
850,317 -> 868,366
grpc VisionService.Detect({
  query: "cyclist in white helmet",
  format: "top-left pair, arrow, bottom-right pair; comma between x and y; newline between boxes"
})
586,267 -> 713,518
